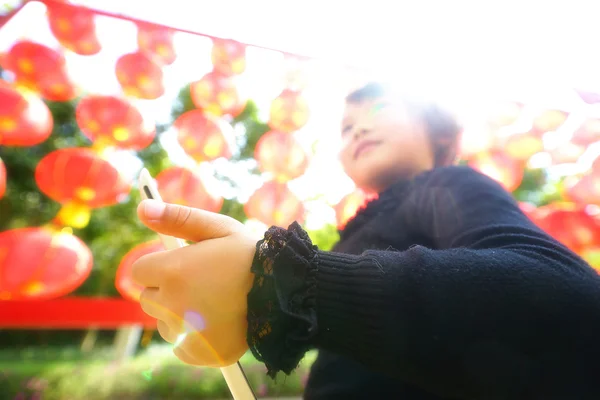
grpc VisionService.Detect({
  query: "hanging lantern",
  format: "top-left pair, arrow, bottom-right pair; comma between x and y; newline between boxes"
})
116,240 -> 164,302
0,157 -> 5,199
268,89 -> 310,133
137,22 -> 176,65
155,166 -> 223,213
115,52 -> 164,100
190,71 -> 245,116
532,109 -> 568,133
46,2 -> 101,56
244,181 -> 305,227
35,148 -> 130,228
4,40 -> 77,101
211,39 -> 246,76
174,110 -> 232,162
334,190 -> 376,230
254,130 -> 310,182
532,204 -> 600,254
565,174 -> 600,206
503,131 -> 544,160
487,101 -> 523,128
469,150 -> 524,192
572,118 -> 600,147
0,227 -> 93,300
0,84 -> 53,147
76,95 -> 155,151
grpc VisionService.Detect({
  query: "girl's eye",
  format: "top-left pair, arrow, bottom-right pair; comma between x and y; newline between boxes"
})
341,124 -> 352,136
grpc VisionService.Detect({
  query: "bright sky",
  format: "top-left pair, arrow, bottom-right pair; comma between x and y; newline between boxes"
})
2,0 -> 600,229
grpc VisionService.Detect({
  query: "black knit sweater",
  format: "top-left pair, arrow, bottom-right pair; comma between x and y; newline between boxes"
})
246,166 -> 600,400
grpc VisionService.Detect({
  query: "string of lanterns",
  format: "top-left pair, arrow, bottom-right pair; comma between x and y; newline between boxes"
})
0,1 -> 599,303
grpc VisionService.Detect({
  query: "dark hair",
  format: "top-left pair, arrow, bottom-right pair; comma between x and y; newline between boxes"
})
345,82 -> 462,167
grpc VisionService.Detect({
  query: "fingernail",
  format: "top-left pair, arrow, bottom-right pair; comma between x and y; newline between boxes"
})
144,200 -> 165,219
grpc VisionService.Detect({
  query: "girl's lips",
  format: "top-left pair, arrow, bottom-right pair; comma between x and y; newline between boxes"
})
354,140 -> 381,159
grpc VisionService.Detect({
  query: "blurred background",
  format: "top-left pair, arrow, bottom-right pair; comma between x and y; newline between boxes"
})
0,0 -> 599,399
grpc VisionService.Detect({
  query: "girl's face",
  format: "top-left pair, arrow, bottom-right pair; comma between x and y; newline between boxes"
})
339,95 -> 435,193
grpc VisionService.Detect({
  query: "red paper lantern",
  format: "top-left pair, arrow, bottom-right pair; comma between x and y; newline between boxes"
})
174,110 -> 232,162
137,23 -> 176,65
503,131 -> 544,160
334,190 -> 377,230
116,240 -> 164,302
532,109 -> 568,133
115,52 -> 164,100
0,227 -> 93,300
532,204 -> 600,254
244,181 -> 304,227
0,157 -> 6,199
76,95 -> 155,150
254,130 -> 309,182
190,71 -> 245,117
35,148 -> 130,228
4,40 -> 77,101
268,89 -> 310,133
211,39 -> 246,76
565,174 -> 600,206
47,3 -> 101,56
0,84 -> 53,147
155,166 -> 223,213
519,202 -> 541,221
469,151 -> 524,192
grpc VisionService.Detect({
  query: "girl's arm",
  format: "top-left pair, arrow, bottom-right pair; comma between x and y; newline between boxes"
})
247,166 -> 600,399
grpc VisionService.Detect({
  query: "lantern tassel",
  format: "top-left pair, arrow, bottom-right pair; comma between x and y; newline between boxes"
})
53,201 -> 92,229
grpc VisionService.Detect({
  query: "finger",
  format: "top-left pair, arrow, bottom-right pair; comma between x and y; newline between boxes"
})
131,250 -> 173,288
174,331 -> 223,367
139,288 -> 182,331
131,245 -> 191,290
138,200 -> 241,242
173,345 -> 205,366
156,320 -> 177,344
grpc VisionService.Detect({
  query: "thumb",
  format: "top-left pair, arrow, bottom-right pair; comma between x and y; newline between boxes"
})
137,200 -> 241,242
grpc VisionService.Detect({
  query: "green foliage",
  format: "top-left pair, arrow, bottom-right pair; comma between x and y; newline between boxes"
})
306,223 -> 340,251
170,84 -> 195,121
512,167 -> 565,206
220,197 -> 248,223
137,137 -> 173,179
0,346 -> 316,399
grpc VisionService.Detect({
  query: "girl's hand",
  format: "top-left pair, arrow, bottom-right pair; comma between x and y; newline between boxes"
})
131,200 -> 260,367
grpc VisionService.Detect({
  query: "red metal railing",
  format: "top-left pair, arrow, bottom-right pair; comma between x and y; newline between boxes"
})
0,297 -> 156,329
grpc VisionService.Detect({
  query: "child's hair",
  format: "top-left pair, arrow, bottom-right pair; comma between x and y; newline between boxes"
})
345,82 -> 462,167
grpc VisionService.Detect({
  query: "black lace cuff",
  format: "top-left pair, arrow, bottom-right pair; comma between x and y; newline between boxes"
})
246,221 -> 318,378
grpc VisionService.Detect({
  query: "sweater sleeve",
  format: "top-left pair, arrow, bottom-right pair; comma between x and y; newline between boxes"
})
246,166 -> 600,399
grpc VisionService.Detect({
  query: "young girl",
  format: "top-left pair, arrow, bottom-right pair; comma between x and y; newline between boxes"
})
132,82 -> 600,399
